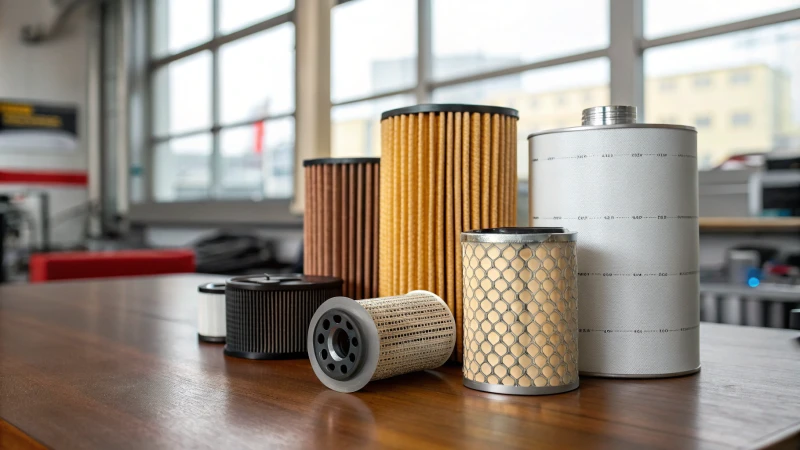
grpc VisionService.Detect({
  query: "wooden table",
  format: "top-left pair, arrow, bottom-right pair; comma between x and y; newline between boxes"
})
1,274 -> 799,449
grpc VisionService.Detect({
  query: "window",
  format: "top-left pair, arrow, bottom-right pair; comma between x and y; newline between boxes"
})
217,0 -> 294,34
151,0 -> 212,57
693,75 -> 712,88
660,79 -> 677,91
645,21 -> 800,168
730,71 -> 751,84
331,95 -> 415,158
331,0 -> 417,103
695,115 -> 712,128
731,112 -> 752,127
154,134 -> 212,201
644,0 -> 800,39
431,0 -> 608,80
149,0 -> 295,202
432,58 -> 610,181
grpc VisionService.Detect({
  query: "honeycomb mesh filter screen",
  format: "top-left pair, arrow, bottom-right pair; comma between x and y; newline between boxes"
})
361,292 -> 456,381
462,240 -> 578,391
379,109 -> 518,361
304,159 -> 380,299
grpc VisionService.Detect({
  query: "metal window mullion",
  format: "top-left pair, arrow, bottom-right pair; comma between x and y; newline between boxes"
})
416,0 -> 432,103
331,87 -> 418,107
430,48 -> 609,90
149,10 -> 294,70
609,0 -> 643,114
641,7 -> 800,50
210,0 -> 221,199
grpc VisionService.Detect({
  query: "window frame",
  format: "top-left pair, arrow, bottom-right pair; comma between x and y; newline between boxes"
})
124,0 -> 800,225
128,0 -> 300,225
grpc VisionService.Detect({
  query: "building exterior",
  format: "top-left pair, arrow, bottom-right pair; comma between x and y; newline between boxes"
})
331,64 -> 798,172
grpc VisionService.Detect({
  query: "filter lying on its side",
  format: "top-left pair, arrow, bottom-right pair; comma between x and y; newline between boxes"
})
197,282 -> 226,343
378,104 -> 519,362
303,157 -> 380,299
461,227 -> 579,395
307,291 -> 456,393
225,274 -> 343,360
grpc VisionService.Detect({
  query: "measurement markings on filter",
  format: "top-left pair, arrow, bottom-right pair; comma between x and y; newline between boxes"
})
532,153 -> 696,162
577,270 -> 699,277
578,325 -> 699,334
534,215 -> 698,220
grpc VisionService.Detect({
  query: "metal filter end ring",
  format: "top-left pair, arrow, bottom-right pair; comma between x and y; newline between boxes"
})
311,308 -> 365,381
307,296 -> 381,393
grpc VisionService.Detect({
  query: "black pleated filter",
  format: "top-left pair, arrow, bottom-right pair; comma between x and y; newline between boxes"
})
224,274 -> 343,359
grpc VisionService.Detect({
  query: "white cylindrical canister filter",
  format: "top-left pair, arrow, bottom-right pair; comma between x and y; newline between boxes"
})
461,228 -> 579,395
198,282 -> 226,343
528,106 -> 700,378
307,291 -> 456,393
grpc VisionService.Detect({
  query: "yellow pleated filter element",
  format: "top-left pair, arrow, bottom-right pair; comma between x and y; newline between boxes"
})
461,228 -> 579,396
378,104 -> 519,362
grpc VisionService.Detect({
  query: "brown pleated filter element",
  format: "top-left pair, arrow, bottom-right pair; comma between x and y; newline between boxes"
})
378,104 -> 519,362
304,158 -> 380,300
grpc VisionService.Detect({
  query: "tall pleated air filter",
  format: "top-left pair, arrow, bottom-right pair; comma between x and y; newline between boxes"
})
307,291 -> 456,393
529,106 -> 700,378
379,104 -> 519,361
224,274 -> 342,359
461,228 -> 579,395
304,158 -> 380,300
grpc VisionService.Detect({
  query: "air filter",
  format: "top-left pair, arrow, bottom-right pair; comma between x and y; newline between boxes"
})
461,228 -> 579,395
379,104 -> 519,361
307,291 -> 456,393
224,274 -> 342,359
529,106 -> 700,378
197,282 -> 226,343
303,157 -> 380,299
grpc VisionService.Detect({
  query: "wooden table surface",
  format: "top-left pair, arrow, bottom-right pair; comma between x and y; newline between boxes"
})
1,274 -> 799,450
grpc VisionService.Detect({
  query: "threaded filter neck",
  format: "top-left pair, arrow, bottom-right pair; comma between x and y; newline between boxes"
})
582,106 -> 638,126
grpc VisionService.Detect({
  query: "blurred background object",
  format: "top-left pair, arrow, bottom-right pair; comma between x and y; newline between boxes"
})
0,0 -> 797,326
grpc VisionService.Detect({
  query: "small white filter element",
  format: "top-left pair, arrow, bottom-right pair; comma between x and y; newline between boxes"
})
308,291 -> 456,393
197,283 -> 226,342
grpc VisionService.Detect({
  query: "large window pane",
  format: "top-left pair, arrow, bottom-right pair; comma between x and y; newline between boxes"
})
645,0 -> 800,39
151,0 -> 212,57
331,95 -> 415,158
219,23 -> 295,125
434,58 -> 609,226
153,51 -> 212,137
432,0 -> 608,81
644,21 -> 800,170
218,0 -> 294,34
433,58 -> 610,181
332,0 -> 417,102
219,117 -> 295,199
154,134 -> 212,202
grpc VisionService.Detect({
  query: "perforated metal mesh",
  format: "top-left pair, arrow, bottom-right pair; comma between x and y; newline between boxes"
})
462,241 -> 579,388
360,292 -> 456,381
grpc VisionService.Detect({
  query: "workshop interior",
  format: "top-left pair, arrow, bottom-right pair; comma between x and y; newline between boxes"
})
1,0 -> 800,446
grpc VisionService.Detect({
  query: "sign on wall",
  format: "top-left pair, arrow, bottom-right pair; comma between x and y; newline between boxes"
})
0,100 -> 78,152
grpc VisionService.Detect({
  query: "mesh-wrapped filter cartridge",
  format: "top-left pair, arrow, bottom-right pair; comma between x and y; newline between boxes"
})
225,274 -> 342,360
307,291 -> 456,393
198,282 -> 226,343
379,104 -> 519,361
303,158 -> 380,299
461,228 -> 579,395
